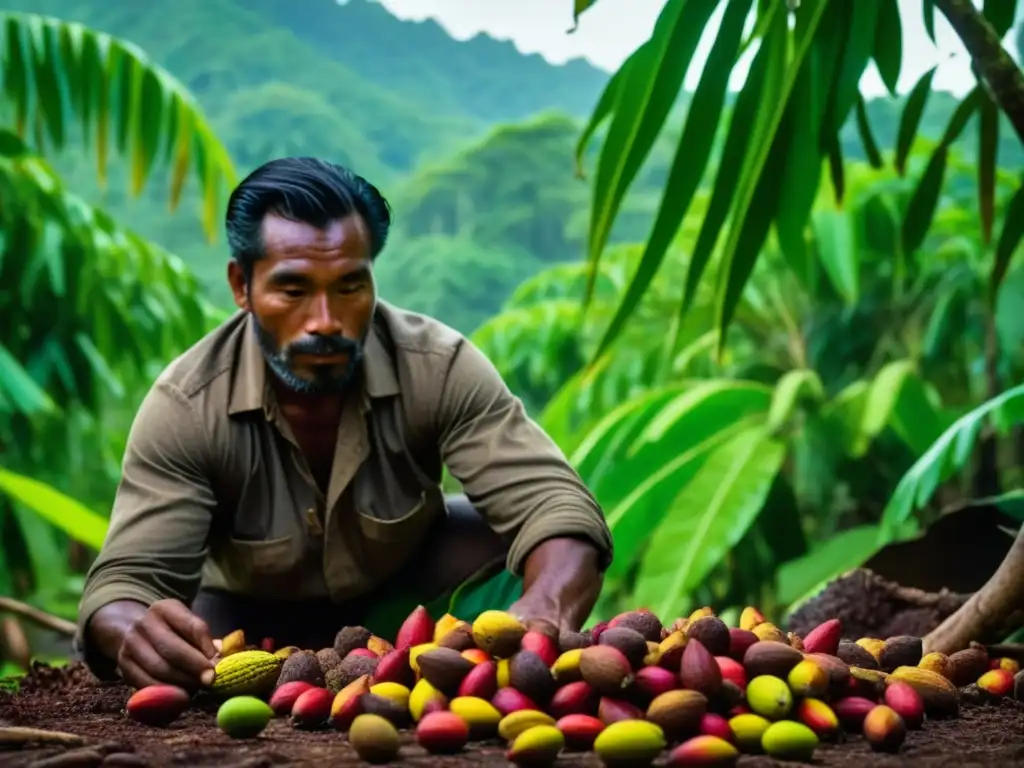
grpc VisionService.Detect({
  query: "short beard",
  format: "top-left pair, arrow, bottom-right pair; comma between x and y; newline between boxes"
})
252,316 -> 364,396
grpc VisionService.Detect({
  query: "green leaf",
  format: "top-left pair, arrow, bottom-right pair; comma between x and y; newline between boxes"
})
589,0 -> 752,360
982,0 -> 1018,37
860,360 -> 917,441
902,88 -> 983,254
978,91 -> 999,245
767,369 -> 826,432
679,3 -> 783,317
775,0 -> 847,266
584,0 -> 723,304
879,383 -> 1024,543
895,66 -> 937,176
714,0 -> 834,349
872,0 -> 902,96
0,467 -> 109,551
632,426 -> 786,623
0,11 -> 237,239
820,379 -> 870,456
573,380 -> 772,582
855,94 -> 883,168
824,0 -> 884,136
990,490 -> 1024,523
922,0 -> 936,41
812,206 -> 859,303
778,525 -> 882,609
571,0 -> 601,26
827,133 -> 845,204
574,45 -> 640,179
0,343 -> 57,415
901,148 -> 948,255
992,177 -> 1024,302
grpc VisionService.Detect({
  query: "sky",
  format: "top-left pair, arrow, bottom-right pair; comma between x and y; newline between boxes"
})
374,0 -> 1024,98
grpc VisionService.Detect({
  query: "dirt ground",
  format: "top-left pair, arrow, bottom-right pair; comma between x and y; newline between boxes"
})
1,660 -> 1023,768
3,570 -> 1023,767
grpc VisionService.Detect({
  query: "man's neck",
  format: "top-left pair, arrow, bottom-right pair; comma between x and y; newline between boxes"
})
271,379 -> 346,424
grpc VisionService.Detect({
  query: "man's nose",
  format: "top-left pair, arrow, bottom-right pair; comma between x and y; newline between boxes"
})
304,293 -> 344,336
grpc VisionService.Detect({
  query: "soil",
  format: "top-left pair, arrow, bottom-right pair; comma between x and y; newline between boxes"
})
2,661 -> 1023,768
785,569 -> 969,640
1,568 -> 1020,767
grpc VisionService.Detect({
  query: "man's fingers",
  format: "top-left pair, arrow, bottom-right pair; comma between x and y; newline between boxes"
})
139,618 -> 216,681
117,655 -> 163,691
122,637 -> 201,690
155,600 -> 218,659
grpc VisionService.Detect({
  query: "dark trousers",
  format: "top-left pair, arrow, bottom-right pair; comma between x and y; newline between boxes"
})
190,494 -> 509,651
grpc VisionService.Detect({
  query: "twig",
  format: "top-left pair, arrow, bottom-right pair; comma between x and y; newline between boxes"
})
0,598 -> 76,637
0,726 -> 85,747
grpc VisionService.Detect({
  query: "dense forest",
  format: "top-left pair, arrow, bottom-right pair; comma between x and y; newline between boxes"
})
10,0 -> 1024,332
2,0 -> 1024,673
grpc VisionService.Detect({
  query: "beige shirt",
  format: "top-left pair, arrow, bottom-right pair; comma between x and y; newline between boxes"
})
77,302 -> 613,636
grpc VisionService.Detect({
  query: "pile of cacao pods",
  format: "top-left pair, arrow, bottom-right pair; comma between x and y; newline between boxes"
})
124,604 -> 1024,766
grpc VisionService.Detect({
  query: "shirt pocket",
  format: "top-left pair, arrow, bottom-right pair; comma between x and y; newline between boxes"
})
218,534 -> 303,596
355,490 -> 442,582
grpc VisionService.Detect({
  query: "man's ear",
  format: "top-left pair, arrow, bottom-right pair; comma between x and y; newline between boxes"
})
227,260 -> 250,311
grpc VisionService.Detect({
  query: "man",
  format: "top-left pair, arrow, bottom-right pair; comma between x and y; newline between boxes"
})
76,157 -> 613,691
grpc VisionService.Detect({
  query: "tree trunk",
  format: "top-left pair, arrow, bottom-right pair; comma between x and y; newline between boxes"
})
933,0 -> 1024,144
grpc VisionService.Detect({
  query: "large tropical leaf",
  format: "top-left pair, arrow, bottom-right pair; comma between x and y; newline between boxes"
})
571,0 -> 1024,356
0,11 -> 236,236
631,426 -> 787,622
588,0 -> 752,359
570,379 -> 774,583
0,131 -> 215,416
0,467 -> 108,551
878,383 -> 1024,542
581,0 -> 723,306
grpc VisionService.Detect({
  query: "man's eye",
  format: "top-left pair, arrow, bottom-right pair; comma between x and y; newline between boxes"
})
338,283 -> 363,295
282,288 -> 304,298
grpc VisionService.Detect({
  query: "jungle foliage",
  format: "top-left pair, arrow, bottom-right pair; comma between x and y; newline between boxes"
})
0,0 -> 1023,673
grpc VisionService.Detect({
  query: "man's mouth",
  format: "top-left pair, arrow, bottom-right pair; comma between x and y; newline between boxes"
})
297,353 -> 348,364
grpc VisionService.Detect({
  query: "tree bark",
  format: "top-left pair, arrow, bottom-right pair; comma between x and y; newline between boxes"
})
933,0 -> 1024,144
923,526 -> 1024,654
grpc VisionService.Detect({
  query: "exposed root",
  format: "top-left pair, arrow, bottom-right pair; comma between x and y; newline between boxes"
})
923,528 -> 1024,654
0,725 -> 85,746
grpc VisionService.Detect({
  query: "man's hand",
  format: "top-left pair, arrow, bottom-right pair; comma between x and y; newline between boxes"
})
507,537 -> 603,640
92,599 -> 219,690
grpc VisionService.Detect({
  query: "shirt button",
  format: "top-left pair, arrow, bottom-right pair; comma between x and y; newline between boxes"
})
305,508 -> 323,535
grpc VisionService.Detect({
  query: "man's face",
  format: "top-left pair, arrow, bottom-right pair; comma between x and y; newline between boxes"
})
229,212 -> 376,395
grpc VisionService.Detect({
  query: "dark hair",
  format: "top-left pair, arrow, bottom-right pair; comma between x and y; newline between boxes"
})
225,157 -> 392,278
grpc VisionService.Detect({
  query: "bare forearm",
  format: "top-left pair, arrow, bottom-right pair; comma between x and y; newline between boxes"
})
520,537 -> 604,631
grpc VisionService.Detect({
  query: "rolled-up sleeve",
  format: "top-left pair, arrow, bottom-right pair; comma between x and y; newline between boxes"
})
436,339 -> 613,576
77,378 -> 217,674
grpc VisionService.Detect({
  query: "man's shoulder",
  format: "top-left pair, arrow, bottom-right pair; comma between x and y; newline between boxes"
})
152,311 -> 249,400
375,301 -> 467,361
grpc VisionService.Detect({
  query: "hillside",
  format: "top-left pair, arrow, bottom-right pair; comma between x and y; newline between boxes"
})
11,0 -> 478,181
245,0 -> 611,123
6,0 -> 1022,336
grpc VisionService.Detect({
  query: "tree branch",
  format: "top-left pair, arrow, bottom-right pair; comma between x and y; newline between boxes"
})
0,597 -> 76,637
933,0 -> 1024,144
